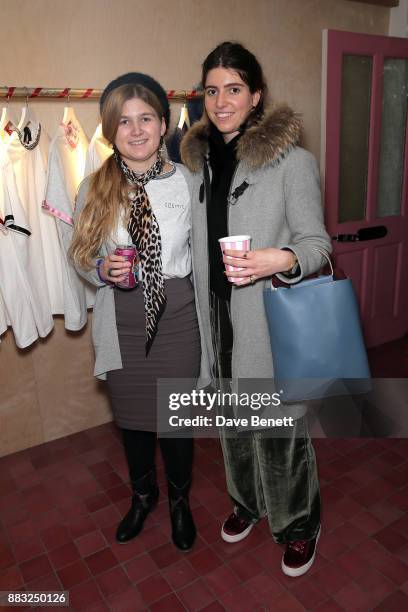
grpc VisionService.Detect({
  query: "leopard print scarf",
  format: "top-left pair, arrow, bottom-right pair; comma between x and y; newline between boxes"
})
113,146 -> 166,355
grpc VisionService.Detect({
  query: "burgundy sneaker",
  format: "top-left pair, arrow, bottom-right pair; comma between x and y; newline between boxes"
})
281,526 -> 321,577
221,511 -> 254,543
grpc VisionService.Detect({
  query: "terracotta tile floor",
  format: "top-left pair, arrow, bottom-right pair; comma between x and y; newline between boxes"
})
0,425 -> 407,611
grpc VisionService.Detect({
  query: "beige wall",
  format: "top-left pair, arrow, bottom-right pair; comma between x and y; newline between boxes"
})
0,318 -> 111,457
0,0 -> 389,456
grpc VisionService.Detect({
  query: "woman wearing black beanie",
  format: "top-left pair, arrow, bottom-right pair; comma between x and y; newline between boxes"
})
69,73 -> 200,551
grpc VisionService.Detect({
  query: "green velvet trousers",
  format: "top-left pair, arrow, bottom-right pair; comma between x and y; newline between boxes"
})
211,291 -> 320,544
219,417 -> 321,543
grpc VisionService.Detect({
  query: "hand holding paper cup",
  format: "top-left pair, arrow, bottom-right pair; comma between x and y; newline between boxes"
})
219,235 -> 251,283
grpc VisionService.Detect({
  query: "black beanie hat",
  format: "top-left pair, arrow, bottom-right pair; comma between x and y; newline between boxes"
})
100,72 -> 170,128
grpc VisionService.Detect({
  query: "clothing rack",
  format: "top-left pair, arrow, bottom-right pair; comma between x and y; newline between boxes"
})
0,86 -> 202,101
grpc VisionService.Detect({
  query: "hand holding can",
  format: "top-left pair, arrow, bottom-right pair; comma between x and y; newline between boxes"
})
114,245 -> 139,289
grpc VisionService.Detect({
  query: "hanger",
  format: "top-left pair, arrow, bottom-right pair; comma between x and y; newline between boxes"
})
177,94 -> 190,130
62,90 -> 76,123
0,107 -> 7,128
11,88 -> 43,150
18,87 -> 38,130
0,90 -> 17,132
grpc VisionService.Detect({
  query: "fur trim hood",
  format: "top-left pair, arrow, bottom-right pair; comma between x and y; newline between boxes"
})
180,104 -> 302,172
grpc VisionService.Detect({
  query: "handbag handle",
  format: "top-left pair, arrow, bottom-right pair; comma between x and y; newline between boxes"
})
269,248 -> 334,290
314,248 -> 334,276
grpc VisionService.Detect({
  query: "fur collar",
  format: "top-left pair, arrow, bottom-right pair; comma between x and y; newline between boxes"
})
180,104 -> 302,172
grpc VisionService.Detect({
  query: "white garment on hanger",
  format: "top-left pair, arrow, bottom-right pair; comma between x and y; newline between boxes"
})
43,106 -> 94,330
84,123 -> 112,177
0,221 -> 10,343
6,110 -> 63,318
0,151 -> 42,348
0,290 -> 9,343
0,107 -> 18,142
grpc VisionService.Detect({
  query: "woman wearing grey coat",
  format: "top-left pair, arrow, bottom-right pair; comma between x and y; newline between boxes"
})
181,42 -> 331,577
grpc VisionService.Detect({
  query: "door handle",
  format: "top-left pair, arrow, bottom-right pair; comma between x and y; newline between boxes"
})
332,225 -> 387,242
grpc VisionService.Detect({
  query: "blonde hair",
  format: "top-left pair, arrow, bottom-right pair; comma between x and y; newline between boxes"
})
70,84 -> 164,269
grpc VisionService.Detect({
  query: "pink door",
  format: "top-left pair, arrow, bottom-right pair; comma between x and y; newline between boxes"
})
322,29 -> 408,347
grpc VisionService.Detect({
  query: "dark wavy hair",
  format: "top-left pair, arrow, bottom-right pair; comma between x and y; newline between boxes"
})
202,41 -> 268,125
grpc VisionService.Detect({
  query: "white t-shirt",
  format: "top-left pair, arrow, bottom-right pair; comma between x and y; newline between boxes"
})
0,152 -> 42,347
84,123 -> 112,177
0,221 -> 10,342
6,115 -> 58,325
43,107 -> 95,330
115,164 -> 191,279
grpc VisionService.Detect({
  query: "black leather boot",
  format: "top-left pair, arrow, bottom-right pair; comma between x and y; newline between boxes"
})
116,470 -> 159,543
168,478 -> 196,551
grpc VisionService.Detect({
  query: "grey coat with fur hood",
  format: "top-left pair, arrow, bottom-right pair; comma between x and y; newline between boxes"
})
181,105 -> 332,391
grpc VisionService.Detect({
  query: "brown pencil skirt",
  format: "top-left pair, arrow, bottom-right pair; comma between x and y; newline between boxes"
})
106,277 -> 200,431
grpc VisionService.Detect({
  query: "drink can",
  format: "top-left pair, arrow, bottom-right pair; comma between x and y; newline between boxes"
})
114,244 -> 139,289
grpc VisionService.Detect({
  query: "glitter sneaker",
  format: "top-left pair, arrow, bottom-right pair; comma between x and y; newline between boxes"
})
221,511 -> 254,543
281,526 -> 321,577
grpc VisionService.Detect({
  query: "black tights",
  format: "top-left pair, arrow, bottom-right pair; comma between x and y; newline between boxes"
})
122,429 -> 193,487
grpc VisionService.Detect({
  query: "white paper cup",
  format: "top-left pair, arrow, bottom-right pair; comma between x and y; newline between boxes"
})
218,235 -> 251,283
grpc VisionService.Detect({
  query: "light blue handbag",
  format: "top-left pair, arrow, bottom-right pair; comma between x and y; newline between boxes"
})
263,251 -> 371,401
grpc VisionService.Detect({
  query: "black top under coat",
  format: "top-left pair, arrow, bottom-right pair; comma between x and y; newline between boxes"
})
207,125 -> 241,300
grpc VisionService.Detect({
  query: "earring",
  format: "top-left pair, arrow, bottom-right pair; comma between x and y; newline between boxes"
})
159,135 -> 165,154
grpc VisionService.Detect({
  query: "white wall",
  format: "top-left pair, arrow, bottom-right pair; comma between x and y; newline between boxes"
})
389,0 -> 408,36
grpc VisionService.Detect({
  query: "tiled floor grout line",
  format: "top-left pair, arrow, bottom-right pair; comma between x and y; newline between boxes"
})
1,432 -> 407,611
